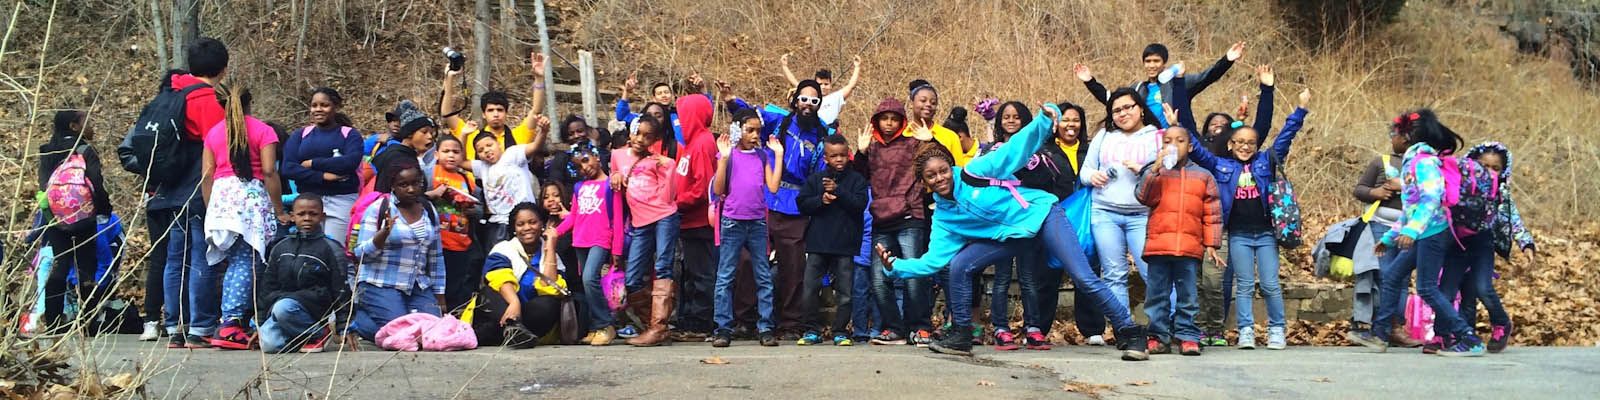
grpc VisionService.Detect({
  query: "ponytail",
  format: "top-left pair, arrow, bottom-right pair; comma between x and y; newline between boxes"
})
220,85 -> 255,181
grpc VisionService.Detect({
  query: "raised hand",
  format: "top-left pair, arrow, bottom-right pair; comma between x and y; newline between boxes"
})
1040,103 -> 1060,121
622,72 -> 639,98
535,115 -> 552,133
715,80 -> 733,100
1226,41 -> 1246,62
767,135 -> 785,157
1258,64 -> 1275,87
852,55 -> 862,70
1161,102 -> 1178,126
1173,61 -> 1186,76
1298,88 -> 1312,109
780,53 -> 791,68
856,125 -> 873,150
530,51 -> 546,78
716,133 -> 733,158
686,72 -> 705,93
1073,63 -> 1094,83
463,120 -> 480,133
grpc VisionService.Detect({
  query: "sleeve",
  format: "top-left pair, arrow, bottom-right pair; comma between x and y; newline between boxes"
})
82,147 -> 114,214
1267,108 -> 1309,165
615,98 -> 637,124
483,254 -> 518,290
430,227 -> 448,295
555,206 -> 576,237
1184,55 -> 1235,97
1202,173 -> 1223,248
797,173 -> 825,215
1136,168 -> 1162,208
309,130 -> 364,174
610,187 -> 626,256
279,130 -> 320,182
256,247 -> 285,320
1392,158 -> 1444,243
1172,76 -> 1219,171
1353,158 -> 1386,203
1504,194 -> 1536,251
37,149 -> 59,190
726,98 -> 754,117
353,203 -> 382,260
330,241 -> 353,310
965,107 -> 1055,178
837,173 -> 869,214
1084,79 -> 1111,105
886,221 -> 959,279
186,92 -> 225,141
1078,132 -> 1105,186
1253,84 -> 1275,135
674,147 -> 713,210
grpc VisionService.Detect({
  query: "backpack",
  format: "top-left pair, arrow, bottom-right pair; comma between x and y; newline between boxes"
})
117,82 -> 209,187
1437,154 -> 1499,239
45,146 -> 96,225
1266,155 -> 1304,248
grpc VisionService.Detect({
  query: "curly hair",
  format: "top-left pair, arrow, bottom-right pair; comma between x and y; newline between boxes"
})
913,142 -> 956,184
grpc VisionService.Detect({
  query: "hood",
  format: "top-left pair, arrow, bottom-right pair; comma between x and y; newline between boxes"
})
1465,141 -> 1512,184
675,94 -> 713,143
870,98 -> 907,143
170,73 -> 206,91
1403,142 -> 1438,161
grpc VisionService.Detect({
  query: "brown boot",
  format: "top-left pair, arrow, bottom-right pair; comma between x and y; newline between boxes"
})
625,289 -> 651,327
628,279 -> 676,347
1389,324 -> 1423,348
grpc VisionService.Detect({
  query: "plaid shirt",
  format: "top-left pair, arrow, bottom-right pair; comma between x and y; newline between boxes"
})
353,195 -> 447,295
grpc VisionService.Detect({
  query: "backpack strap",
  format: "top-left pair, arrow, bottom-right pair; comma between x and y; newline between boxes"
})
960,169 -> 1030,209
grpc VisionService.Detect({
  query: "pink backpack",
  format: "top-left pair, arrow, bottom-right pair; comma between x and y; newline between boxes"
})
45,147 -> 96,225
374,313 -> 477,352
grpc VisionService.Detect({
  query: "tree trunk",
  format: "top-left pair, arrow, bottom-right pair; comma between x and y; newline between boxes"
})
473,0 -> 491,116
533,0 -> 556,129
149,0 -> 169,72
168,0 -> 188,69
295,0 -> 313,86
500,0 -> 516,55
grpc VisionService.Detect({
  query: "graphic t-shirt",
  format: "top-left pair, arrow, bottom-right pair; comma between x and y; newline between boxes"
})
472,144 -> 539,224
1229,169 -> 1270,233
431,165 -> 478,251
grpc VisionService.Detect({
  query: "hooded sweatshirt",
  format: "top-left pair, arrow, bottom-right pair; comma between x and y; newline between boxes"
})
147,74 -> 222,211
855,98 -> 928,231
1380,142 -> 1449,246
674,95 -> 717,230
1079,123 -> 1162,214
258,229 -> 352,323
1465,142 -> 1536,258
38,116 -> 113,217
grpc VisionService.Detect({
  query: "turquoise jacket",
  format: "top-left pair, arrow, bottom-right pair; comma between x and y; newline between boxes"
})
1380,142 -> 1449,245
887,105 -> 1063,279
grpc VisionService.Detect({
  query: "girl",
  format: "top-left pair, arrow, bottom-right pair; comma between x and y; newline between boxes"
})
877,103 -> 1151,361
37,110 -> 113,334
979,101 -> 1034,350
1193,67 -> 1274,348
1462,142 -> 1532,353
1350,110 -> 1485,357
1350,108 -> 1421,348
281,87 -> 364,244
538,180 -> 588,334
1018,101 -> 1092,350
1172,67 -> 1310,350
620,116 -> 680,347
198,86 -> 285,349
1079,87 -> 1162,314
711,109 -> 786,347
469,203 -> 570,348
554,149 -> 626,345
426,134 -> 483,313
350,159 -> 448,342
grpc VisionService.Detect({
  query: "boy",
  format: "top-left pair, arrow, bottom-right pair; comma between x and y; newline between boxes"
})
1076,41 -> 1244,128
853,98 -> 930,346
258,195 -> 352,353
796,134 -> 868,346
672,95 -> 719,340
1135,127 -> 1223,356
710,109 -> 785,347
471,116 -> 551,243
441,51 -> 548,161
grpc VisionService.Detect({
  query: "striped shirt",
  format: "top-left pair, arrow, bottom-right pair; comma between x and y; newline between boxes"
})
353,195 -> 447,295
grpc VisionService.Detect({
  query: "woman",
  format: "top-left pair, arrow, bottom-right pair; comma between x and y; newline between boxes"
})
467,202 -> 571,348
281,87 -> 364,244
1078,87 -> 1162,313
350,158 -> 448,342
198,86 -> 285,349
975,101 -> 1034,350
37,110 -> 113,333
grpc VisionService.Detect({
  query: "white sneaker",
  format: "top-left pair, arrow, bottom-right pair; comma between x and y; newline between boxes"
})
139,321 -> 161,341
1086,335 -> 1107,346
1238,327 -> 1257,350
1267,327 -> 1287,350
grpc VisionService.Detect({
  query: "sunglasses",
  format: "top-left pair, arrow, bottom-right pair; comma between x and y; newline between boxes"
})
796,95 -> 822,106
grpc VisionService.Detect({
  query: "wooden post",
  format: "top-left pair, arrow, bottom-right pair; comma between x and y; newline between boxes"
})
534,0 -> 558,144
579,50 -> 597,126
473,0 -> 491,116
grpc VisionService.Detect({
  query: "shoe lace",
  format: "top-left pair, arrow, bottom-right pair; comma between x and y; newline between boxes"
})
1027,331 -> 1046,342
1491,326 -> 1506,340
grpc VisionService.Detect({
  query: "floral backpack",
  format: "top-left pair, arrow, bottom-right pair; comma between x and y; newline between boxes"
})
45,145 -> 96,225
1267,153 -> 1304,248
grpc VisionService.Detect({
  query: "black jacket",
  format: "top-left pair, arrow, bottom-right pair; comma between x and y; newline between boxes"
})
1083,55 -> 1234,106
797,167 -> 869,256
1015,140 -> 1092,199
258,230 -> 352,323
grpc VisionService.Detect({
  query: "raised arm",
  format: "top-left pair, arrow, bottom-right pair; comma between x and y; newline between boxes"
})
966,104 -> 1057,178
764,137 -> 786,193
1184,41 -> 1244,97
616,72 -> 639,123
1169,74 -> 1219,171
780,53 -> 800,87
1253,65 -> 1276,134
712,137 -> 732,198
521,116 -> 552,160
836,56 -> 863,99
1267,90 -> 1311,165
440,65 -> 466,133
518,51 -> 548,135
1075,63 -> 1111,105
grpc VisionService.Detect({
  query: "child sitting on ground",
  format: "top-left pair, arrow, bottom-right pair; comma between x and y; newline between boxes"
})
258,194 -> 352,353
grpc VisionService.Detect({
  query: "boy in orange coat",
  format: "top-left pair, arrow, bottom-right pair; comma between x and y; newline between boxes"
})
1135,126 -> 1223,357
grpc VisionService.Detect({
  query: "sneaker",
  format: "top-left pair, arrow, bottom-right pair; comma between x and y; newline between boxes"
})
300,330 -> 331,353
833,335 -> 853,346
1422,338 -> 1443,355
167,333 -> 187,349
930,326 -> 975,356
712,334 -> 732,348
993,330 -> 1020,351
210,321 -> 254,350
797,332 -> 824,346
503,325 -> 539,349
912,330 -> 934,348
1201,333 -> 1228,347
183,334 -> 212,349
1115,326 -> 1149,361
1023,329 -> 1052,351
1488,323 -> 1512,353
1237,327 -> 1257,350
1439,335 -> 1486,357
616,325 -> 640,339
1147,337 -> 1171,354
759,332 -> 780,347
139,321 -> 162,341
870,330 -> 907,346
1180,341 -> 1201,356
1085,335 -> 1107,346
1345,331 -> 1389,352
1267,327 -> 1287,350
971,326 -> 985,345
732,325 -> 758,340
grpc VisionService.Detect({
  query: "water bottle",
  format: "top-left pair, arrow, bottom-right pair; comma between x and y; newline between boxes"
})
1157,63 -> 1183,84
1162,145 -> 1179,170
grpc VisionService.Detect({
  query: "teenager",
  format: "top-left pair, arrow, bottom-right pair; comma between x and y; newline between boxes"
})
1075,41 -> 1244,127
1078,87 -> 1162,313
468,203 -> 569,348
672,94 -> 720,340
281,87 -> 364,245
349,159 -> 448,342
440,51 -> 548,161
198,86 -> 285,349
154,39 -> 228,348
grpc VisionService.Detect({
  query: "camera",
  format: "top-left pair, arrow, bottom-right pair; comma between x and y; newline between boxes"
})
444,47 -> 466,72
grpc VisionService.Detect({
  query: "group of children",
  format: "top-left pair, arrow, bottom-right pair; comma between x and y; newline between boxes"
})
31,37 -> 1532,360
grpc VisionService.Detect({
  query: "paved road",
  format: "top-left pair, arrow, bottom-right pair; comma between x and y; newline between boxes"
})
74,335 -> 1599,399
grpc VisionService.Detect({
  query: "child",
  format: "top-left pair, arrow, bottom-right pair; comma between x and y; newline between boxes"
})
425,135 -> 483,313
37,110 -> 113,334
471,116 -> 551,243
709,109 -> 786,347
620,116 -> 680,347
198,86 -> 284,349
853,97 -> 932,346
1350,114 -> 1418,347
350,159 -> 447,342
258,194 -> 351,353
467,203 -> 568,348
797,134 -> 868,346
1462,142 -> 1532,353
672,94 -> 719,341
554,149 -> 626,345
1135,125 -> 1223,356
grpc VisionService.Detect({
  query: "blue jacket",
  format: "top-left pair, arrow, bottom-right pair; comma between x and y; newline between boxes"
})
888,106 -> 1063,279
1173,76 -> 1308,226
281,125 -> 365,195
725,99 -> 835,216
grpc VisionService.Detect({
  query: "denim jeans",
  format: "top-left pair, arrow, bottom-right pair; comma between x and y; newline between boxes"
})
260,298 -> 322,354
350,282 -> 441,341
1090,208 -> 1149,310
715,218 -> 774,334
1072,255 -> 1106,337
871,226 -> 930,335
850,262 -> 879,338
164,212 -> 207,334
1231,231 -> 1285,329
1373,233 -> 1472,340
803,253 -> 855,334
578,246 -> 615,330
1144,256 -> 1201,342
1369,223 -> 1408,326
947,240 -> 1031,329
1455,232 -> 1509,327
625,213 -> 681,291
1018,248 -> 1061,333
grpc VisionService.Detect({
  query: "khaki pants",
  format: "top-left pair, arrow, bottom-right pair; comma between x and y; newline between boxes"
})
1196,236 -> 1230,334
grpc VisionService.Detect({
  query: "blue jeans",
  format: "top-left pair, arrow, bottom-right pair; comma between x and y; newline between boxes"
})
1090,208 -> 1149,309
948,241 -> 1032,329
1231,231 -> 1285,329
1072,255 -> 1105,336
625,213 -> 681,290
350,282 -> 441,341
947,207 -> 1136,331
578,246 -> 614,330
164,212 -> 206,334
260,298 -> 322,353
1018,249 -> 1060,332
851,262 -> 879,338
1373,233 -> 1473,341
870,226 -> 931,335
1144,256 -> 1200,342
1455,232 -> 1509,327
715,218 -> 774,334
1369,223 -> 1408,326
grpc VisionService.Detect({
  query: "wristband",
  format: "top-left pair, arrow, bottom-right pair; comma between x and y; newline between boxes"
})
532,83 -> 546,90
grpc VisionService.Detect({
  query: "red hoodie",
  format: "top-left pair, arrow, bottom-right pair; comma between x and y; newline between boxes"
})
171,74 -> 224,141
674,94 -> 716,230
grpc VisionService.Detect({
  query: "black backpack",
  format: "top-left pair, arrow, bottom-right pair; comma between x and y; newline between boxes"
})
118,82 -> 208,189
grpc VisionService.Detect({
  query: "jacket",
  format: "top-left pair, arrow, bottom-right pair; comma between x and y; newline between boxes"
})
1084,55 -> 1234,127
258,230 -> 352,323
1465,142 -> 1536,258
798,167 -> 869,255
854,98 -> 928,231
1380,142 -> 1449,246
887,106 -> 1063,279
281,124 -> 365,195
1013,136 -> 1090,199
674,95 -> 717,230
1172,75 -> 1310,227
1313,217 -> 1382,277
148,74 -> 220,211
1136,162 -> 1223,259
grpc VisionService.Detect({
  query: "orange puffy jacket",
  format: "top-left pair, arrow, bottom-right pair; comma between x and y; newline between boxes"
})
1136,162 -> 1223,259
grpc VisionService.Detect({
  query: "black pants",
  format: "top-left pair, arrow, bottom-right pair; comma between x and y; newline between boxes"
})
677,227 -> 717,333
769,213 -> 810,333
733,251 -> 758,329
144,208 -> 177,322
803,253 -> 855,335
442,249 -> 483,315
44,218 -> 101,328
557,245 -> 590,332
472,293 -> 562,346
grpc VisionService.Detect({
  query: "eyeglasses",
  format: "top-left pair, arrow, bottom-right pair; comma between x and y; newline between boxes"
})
1111,104 -> 1139,115
796,95 -> 822,106
1229,139 -> 1256,146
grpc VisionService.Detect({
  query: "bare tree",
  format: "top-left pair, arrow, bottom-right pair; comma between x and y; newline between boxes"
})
296,0 -> 313,86
149,0 -> 169,72
500,0 -> 517,54
169,0 -> 199,69
473,0 -> 491,113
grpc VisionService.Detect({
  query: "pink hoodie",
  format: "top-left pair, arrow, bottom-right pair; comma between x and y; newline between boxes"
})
626,153 -> 678,227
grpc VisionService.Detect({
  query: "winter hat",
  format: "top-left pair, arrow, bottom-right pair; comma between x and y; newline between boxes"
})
394,100 -> 434,140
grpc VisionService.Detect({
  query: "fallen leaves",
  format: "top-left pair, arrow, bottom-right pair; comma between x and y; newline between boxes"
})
1063,381 -> 1115,398
1126,380 -> 1153,386
699,356 -> 729,365
976,380 -> 995,387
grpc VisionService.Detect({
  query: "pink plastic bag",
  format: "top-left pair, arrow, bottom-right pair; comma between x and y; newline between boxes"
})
602,267 -> 627,312
375,313 -> 478,352
1403,293 -> 1464,342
